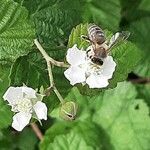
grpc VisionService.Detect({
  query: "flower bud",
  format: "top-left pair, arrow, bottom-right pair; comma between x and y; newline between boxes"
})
59,101 -> 78,121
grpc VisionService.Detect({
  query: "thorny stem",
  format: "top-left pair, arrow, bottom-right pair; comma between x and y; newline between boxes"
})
34,39 -> 69,68
31,123 -> 43,141
34,39 -> 65,104
47,61 -> 65,104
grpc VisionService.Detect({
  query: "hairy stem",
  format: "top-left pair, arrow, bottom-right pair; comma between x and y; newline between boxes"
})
31,123 -> 43,141
47,61 -> 54,87
47,61 -> 65,103
34,39 -> 65,104
34,39 -> 69,68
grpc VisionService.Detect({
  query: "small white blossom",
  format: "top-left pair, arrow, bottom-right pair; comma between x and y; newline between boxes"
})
64,44 -> 116,88
3,86 -> 47,131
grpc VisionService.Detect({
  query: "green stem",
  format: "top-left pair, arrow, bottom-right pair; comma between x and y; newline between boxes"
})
34,39 -> 69,68
47,61 -> 54,87
34,39 -> 65,104
53,86 -> 65,104
47,61 -> 65,103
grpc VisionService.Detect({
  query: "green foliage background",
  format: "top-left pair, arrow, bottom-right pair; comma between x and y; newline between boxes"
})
0,0 -> 150,149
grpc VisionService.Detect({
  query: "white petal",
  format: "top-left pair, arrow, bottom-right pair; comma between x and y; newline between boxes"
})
101,56 -> 116,79
22,87 -> 36,99
33,101 -> 47,120
12,112 -> 31,131
64,66 -> 86,85
66,44 -> 86,66
3,87 -> 23,105
86,74 -> 109,88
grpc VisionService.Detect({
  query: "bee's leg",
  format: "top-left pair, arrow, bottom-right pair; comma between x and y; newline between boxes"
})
81,35 -> 91,43
103,41 -> 111,55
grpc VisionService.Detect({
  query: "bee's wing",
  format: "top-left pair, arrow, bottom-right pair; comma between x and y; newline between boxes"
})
108,31 -> 130,50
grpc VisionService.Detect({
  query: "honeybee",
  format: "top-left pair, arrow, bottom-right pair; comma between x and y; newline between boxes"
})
81,24 -> 130,65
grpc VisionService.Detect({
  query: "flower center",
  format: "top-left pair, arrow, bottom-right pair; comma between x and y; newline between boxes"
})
85,61 -> 102,77
12,98 -> 33,113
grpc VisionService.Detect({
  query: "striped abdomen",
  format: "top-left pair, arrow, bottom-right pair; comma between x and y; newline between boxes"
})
88,24 -> 105,45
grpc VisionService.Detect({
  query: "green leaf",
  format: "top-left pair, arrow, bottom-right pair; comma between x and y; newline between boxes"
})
0,127 -> 38,149
17,128 -> 38,150
136,84 -> 150,107
139,0 -> 150,11
81,0 -> 121,31
0,0 -> 35,64
31,0 -> 81,46
0,65 -> 13,129
119,0 -> 149,23
92,82 -> 150,150
0,129 -> 17,149
40,120 -> 114,150
68,23 -> 89,49
110,42 -> 141,88
134,57 -> 150,77
67,24 -> 142,95
129,17 -> 150,77
45,131 -> 94,150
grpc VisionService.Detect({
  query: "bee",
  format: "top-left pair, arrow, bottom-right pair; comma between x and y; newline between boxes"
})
81,24 -> 130,65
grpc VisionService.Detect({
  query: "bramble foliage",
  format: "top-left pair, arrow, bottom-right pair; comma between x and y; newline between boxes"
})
0,0 -> 150,149
0,0 -> 35,64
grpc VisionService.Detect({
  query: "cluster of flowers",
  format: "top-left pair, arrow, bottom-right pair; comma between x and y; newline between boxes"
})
3,44 -> 116,131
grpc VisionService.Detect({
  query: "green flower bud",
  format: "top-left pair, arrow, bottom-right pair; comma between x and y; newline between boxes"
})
59,101 -> 78,121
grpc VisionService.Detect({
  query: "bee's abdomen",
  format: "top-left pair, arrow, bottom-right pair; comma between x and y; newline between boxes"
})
88,24 -> 105,44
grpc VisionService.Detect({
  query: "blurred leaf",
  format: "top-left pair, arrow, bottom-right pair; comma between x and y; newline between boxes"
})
0,127 -> 38,150
81,0 -> 121,31
129,17 -> 150,77
40,121 -> 76,150
0,129 -> 17,150
40,120 -> 114,150
120,0 -> 142,23
134,57 -> 150,77
92,82 -> 150,150
139,0 -> 150,11
45,131 -> 94,150
17,128 -> 38,150
67,24 -> 142,95
0,0 -> 35,64
0,66 -> 13,129
136,84 -> 150,107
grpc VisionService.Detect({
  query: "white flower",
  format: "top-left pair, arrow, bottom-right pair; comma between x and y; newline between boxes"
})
64,44 -> 116,88
3,86 -> 47,131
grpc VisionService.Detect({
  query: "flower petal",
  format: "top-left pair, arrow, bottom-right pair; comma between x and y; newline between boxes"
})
22,87 -> 36,99
12,112 -> 31,131
3,87 -> 23,104
33,101 -> 47,120
86,74 -> 109,88
66,44 -> 86,66
101,56 -> 116,79
64,66 -> 86,85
